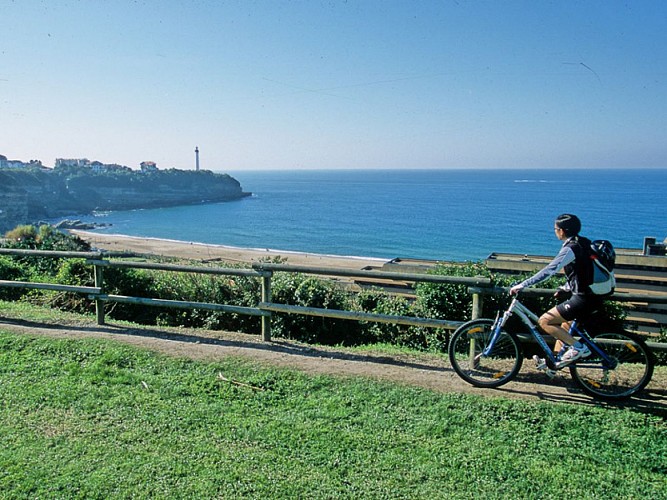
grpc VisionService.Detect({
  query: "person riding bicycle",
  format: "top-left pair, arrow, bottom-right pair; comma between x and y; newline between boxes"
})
509,214 -> 602,366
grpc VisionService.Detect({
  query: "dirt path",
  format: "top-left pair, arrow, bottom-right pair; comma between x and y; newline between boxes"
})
1,317 -> 665,416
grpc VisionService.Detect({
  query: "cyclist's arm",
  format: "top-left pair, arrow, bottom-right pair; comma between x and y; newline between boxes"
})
512,246 -> 575,291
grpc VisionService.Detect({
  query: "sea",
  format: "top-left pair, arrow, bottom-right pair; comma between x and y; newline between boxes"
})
78,168 -> 666,262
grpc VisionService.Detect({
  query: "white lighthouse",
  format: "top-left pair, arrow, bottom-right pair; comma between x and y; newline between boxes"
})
195,146 -> 200,171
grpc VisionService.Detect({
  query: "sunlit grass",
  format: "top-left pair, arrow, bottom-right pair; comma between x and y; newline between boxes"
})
0,329 -> 664,498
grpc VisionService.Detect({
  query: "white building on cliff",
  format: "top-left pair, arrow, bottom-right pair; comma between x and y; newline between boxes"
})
140,161 -> 158,172
0,154 -> 43,169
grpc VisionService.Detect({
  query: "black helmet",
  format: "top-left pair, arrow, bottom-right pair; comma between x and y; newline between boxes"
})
555,214 -> 581,236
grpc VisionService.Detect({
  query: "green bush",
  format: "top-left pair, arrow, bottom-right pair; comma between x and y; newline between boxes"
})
269,273 -> 361,345
47,259 -> 96,314
99,267 -> 158,324
2,224 -> 91,277
0,256 -> 29,301
3,225 -> 91,252
352,288 -> 446,350
38,225 -> 91,252
4,224 -> 39,244
149,270 -> 261,333
354,288 -> 412,344
415,262 -> 489,322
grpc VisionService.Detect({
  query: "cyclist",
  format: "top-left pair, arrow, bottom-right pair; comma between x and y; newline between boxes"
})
509,214 -> 602,366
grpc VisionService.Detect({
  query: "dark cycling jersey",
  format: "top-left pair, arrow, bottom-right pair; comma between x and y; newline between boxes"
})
516,236 -> 593,295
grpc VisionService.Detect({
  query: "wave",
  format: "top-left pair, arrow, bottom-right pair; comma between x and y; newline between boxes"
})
514,179 -> 556,183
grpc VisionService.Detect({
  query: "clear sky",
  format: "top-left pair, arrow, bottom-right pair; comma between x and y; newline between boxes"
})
1,0 -> 666,171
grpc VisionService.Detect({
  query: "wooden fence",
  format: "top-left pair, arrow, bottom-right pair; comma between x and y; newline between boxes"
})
1,248 -> 666,351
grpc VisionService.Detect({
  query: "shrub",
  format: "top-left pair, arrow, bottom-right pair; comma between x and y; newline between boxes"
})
415,262 -> 495,322
352,288 -> 446,350
2,224 -> 92,277
36,225 -> 92,252
149,269 -> 261,333
99,267 -> 158,324
46,259 -> 96,314
0,256 -> 29,301
4,224 -> 39,245
269,272 -> 361,345
354,288 -> 411,344
3,224 -> 90,252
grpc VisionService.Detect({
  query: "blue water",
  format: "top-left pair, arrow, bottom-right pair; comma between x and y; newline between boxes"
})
81,169 -> 666,262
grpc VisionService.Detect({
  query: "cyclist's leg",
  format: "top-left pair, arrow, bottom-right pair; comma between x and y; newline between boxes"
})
538,307 -> 577,345
554,337 -> 565,353
554,295 -> 605,365
540,294 -> 599,343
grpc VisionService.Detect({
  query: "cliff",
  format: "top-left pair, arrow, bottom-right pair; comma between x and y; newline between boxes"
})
0,168 -> 250,233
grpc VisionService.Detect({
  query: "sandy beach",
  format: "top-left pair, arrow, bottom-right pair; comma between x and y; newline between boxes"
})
70,230 -> 389,270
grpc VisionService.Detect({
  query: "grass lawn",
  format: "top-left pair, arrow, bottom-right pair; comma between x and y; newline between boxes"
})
0,328 -> 665,499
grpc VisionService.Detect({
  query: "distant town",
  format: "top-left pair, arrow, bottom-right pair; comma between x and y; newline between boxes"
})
0,154 -> 159,173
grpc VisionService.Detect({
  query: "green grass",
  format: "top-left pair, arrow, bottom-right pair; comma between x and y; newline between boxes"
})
0,299 -> 97,326
0,329 -> 665,499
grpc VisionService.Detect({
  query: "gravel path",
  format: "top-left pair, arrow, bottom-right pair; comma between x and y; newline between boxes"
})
1,317 -> 665,417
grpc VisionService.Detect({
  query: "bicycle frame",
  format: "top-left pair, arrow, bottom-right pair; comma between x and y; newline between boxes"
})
486,297 -> 617,369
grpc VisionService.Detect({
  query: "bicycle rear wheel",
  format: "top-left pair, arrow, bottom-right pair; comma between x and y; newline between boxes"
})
569,332 -> 654,400
449,319 -> 523,388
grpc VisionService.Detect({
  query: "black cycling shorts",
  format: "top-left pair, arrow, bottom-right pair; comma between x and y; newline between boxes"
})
556,294 -> 603,321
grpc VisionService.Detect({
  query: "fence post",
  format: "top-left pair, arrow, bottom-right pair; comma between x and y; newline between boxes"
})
471,290 -> 483,320
94,263 -> 105,325
261,272 -> 272,341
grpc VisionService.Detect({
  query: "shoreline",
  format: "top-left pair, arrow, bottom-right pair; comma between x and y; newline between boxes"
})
70,230 -> 390,270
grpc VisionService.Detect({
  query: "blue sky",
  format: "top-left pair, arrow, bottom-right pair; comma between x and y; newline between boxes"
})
1,1 -> 665,171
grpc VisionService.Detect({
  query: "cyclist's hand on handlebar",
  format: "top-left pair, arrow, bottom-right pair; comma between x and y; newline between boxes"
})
509,285 -> 522,296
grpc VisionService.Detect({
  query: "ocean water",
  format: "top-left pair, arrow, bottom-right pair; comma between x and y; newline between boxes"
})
81,168 -> 666,262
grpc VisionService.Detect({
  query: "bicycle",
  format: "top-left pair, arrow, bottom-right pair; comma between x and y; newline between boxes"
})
448,294 -> 655,400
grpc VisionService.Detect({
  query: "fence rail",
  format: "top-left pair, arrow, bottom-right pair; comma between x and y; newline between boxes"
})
251,262 -> 493,286
470,286 -> 667,305
0,279 -> 100,295
1,248 -> 665,352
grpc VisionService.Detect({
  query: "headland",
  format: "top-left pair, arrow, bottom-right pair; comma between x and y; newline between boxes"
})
0,167 -> 250,233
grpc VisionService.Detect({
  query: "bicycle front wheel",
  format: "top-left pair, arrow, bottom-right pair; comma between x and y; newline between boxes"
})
570,332 -> 654,400
449,319 -> 523,388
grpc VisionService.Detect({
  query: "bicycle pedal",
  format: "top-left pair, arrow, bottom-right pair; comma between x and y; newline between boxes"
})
533,355 -> 558,379
532,355 -> 548,370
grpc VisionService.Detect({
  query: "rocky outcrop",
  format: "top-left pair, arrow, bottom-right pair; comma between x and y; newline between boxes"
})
52,219 -> 112,230
0,168 -> 250,233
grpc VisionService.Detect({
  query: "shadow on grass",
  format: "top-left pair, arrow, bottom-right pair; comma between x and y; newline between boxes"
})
497,371 -> 667,418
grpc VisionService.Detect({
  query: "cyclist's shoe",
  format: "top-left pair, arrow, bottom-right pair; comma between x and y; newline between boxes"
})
557,344 -> 591,367
533,355 -> 556,379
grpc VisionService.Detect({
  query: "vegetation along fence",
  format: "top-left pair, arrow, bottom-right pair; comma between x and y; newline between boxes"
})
0,248 -> 665,353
